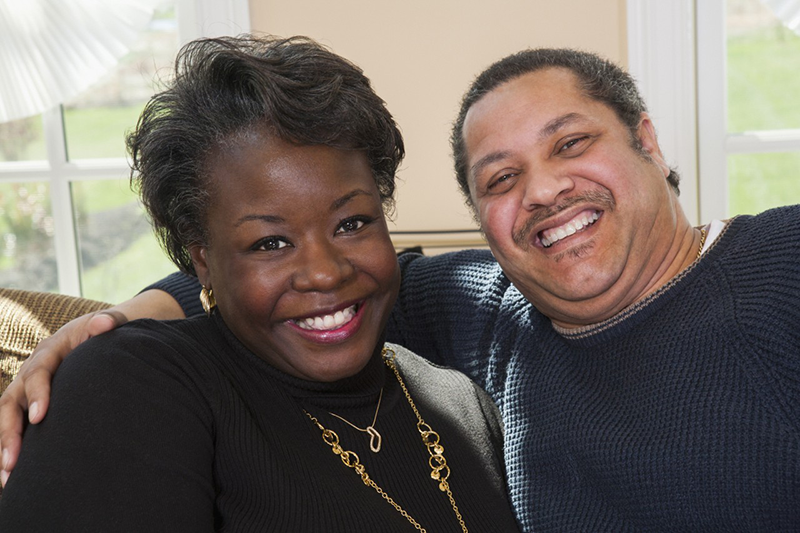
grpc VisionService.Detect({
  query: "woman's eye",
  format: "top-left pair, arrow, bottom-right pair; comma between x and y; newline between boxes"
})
336,217 -> 369,234
253,237 -> 290,251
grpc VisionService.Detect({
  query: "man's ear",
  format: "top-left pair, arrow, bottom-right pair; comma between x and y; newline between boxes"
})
189,245 -> 211,287
636,112 -> 670,178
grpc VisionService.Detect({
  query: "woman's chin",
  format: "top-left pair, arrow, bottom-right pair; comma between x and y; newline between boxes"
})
292,352 -> 375,382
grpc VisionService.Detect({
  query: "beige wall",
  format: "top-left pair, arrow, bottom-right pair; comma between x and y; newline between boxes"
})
248,0 -> 627,250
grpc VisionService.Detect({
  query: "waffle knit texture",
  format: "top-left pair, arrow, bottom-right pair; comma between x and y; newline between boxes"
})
134,205 -> 800,531
0,315 -> 520,532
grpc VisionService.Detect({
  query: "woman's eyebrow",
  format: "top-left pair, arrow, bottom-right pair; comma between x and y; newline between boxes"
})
234,214 -> 284,227
330,189 -> 372,211
232,189 -> 373,228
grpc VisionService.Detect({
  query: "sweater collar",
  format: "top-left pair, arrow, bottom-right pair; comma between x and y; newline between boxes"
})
552,217 -> 738,343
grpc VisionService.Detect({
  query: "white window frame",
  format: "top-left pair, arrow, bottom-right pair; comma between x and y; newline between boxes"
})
0,0 -> 249,296
626,0 -> 699,225
629,0 -> 800,225
696,0 -> 800,221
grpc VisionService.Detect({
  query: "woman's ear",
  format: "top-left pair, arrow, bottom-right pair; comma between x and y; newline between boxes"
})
189,245 -> 211,287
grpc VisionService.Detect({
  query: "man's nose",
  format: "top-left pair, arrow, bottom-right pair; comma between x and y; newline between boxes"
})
521,169 -> 575,209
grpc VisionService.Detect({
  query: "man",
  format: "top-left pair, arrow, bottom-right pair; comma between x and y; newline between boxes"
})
2,49 -> 798,531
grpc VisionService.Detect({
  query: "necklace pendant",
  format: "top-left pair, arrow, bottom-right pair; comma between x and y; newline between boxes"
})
366,425 -> 382,453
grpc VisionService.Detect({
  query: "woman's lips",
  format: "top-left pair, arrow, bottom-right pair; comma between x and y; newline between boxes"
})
292,303 -> 357,331
286,302 -> 364,344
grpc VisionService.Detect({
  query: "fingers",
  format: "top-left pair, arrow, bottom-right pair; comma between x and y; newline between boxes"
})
0,433 -> 20,486
86,310 -> 128,337
0,378 -> 26,486
17,330 -> 70,426
22,370 -> 52,425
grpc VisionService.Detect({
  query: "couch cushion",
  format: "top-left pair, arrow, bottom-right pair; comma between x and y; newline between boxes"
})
0,288 -> 111,394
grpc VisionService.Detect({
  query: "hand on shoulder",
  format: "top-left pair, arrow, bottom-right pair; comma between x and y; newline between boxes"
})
0,288 -> 184,486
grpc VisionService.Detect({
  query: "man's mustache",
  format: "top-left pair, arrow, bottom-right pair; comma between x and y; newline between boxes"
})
513,190 -> 616,247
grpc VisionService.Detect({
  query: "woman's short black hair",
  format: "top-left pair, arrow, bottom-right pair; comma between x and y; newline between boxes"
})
128,35 -> 404,275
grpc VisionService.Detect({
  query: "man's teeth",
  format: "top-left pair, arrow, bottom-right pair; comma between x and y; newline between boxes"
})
541,211 -> 600,248
294,305 -> 357,331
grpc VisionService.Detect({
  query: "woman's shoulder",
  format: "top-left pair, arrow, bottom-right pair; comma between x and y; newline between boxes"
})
386,342 -> 506,472
60,316 -> 226,393
387,343 -> 500,423
78,315 -> 213,356
388,342 -> 471,382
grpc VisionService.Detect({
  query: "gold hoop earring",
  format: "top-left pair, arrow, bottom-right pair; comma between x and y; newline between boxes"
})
199,286 -> 216,316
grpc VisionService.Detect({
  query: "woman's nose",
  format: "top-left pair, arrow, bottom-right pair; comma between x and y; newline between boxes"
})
292,240 -> 355,292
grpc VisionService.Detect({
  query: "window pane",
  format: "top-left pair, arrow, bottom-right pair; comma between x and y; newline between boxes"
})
727,0 -> 800,132
728,151 -> 800,215
63,2 -> 179,160
0,115 -> 46,162
0,182 -> 57,291
72,179 -> 176,303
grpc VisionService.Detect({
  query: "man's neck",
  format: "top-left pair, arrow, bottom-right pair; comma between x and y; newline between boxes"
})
547,222 -> 704,330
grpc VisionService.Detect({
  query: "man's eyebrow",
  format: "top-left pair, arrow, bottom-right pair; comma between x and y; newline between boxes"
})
538,112 -> 585,141
470,150 -> 513,180
469,113 -> 589,179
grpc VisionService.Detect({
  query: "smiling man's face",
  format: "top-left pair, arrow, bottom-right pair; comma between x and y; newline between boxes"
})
462,67 -> 684,327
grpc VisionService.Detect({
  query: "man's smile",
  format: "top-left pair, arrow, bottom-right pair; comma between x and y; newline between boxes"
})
540,209 -> 600,247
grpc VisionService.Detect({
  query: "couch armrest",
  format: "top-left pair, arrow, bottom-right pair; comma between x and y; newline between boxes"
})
0,288 -> 111,394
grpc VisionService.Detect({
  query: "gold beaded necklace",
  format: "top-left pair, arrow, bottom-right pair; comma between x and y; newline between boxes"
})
697,227 -> 707,260
304,347 -> 469,533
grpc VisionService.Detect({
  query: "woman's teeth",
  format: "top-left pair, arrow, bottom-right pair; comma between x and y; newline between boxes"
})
294,304 -> 357,331
541,211 -> 600,248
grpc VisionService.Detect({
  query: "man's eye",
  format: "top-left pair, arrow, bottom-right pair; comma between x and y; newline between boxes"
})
253,237 -> 290,251
487,172 -> 518,192
558,136 -> 589,154
336,217 -> 370,234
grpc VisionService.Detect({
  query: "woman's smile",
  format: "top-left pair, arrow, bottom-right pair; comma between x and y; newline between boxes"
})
291,302 -> 359,331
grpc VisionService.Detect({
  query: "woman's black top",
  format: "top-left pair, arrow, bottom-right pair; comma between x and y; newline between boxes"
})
0,313 -> 520,532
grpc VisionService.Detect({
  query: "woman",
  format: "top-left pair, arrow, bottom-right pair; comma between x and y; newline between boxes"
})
0,36 -> 520,532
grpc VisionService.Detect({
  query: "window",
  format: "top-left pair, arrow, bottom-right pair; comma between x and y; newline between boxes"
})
627,0 -> 699,223
0,0 -> 249,299
697,0 -> 800,220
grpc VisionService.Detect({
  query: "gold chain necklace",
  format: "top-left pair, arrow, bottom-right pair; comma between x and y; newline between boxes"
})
304,347 -> 469,533
328,387 -> 384,453
697,227 -> 707,260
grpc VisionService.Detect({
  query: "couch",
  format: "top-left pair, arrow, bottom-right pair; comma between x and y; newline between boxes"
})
0,288 -> 111,395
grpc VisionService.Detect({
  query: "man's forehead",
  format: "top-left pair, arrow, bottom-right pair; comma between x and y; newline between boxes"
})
474,68 -> 582,112
463,70 -> 598,152
467,111 -> 595,180
464,69 -> 587,140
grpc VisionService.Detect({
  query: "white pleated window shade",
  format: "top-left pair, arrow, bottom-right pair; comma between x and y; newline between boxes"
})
761,0 -> 800,33
0,0 -> 161,123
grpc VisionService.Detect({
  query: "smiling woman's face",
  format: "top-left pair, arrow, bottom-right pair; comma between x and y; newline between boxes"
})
191,129 -> 400,382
